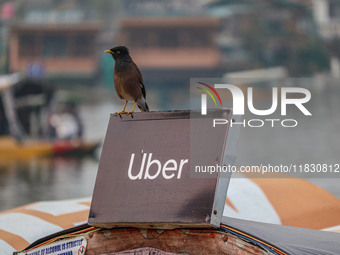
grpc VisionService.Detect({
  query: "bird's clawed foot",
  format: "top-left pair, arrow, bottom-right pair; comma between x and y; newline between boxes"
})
113,110 -> 134,118
126,111 -> 134,117
114,111 -> 128,116
114,101 -> 136,117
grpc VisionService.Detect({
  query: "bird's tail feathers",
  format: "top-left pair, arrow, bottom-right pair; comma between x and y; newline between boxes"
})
137,98 -> 149,112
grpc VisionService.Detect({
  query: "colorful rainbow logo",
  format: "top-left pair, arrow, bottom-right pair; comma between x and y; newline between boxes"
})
196,82 -> 223,106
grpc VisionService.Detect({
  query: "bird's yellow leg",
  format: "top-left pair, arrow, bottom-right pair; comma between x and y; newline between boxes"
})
115,101 -> 128,115
126,101 -> 137,115
122,100 -> 128,112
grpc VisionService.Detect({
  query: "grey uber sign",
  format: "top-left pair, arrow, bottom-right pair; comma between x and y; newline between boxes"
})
88,109 -> 240,229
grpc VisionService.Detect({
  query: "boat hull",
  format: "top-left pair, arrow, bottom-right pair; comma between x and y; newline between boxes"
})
0,136 -> 99,158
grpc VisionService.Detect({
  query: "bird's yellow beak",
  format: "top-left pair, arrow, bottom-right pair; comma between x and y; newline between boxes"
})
104,50 -> 113,54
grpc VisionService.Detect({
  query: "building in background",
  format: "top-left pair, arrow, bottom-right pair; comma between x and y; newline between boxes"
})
206,0 -> 331,76
118,16 -> 222,83
311,0 -> 340,78
6,1 -> 103,84
1,0 -> 337,89
312,0 -> 340,39
9,22 -> 101,83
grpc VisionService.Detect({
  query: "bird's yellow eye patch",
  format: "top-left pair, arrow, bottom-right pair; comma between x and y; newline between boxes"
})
117,51 -> 120,54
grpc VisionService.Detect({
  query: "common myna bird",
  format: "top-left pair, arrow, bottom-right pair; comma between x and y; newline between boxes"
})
105,46 -> 149,115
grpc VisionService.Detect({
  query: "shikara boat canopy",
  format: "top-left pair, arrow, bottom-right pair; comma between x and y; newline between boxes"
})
1,174 -> 340,255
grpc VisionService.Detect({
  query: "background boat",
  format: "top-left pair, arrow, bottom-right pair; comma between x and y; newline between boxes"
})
0,73 -> 100,159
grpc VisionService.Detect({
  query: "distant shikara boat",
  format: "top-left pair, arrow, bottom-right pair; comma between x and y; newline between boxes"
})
0,73 -> 100,158
0,136 -> 99,158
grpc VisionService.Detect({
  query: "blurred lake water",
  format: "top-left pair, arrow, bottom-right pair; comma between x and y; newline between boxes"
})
0,85 -> 339,212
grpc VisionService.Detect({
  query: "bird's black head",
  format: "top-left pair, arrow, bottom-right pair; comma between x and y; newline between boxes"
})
104,46 -> 130,60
